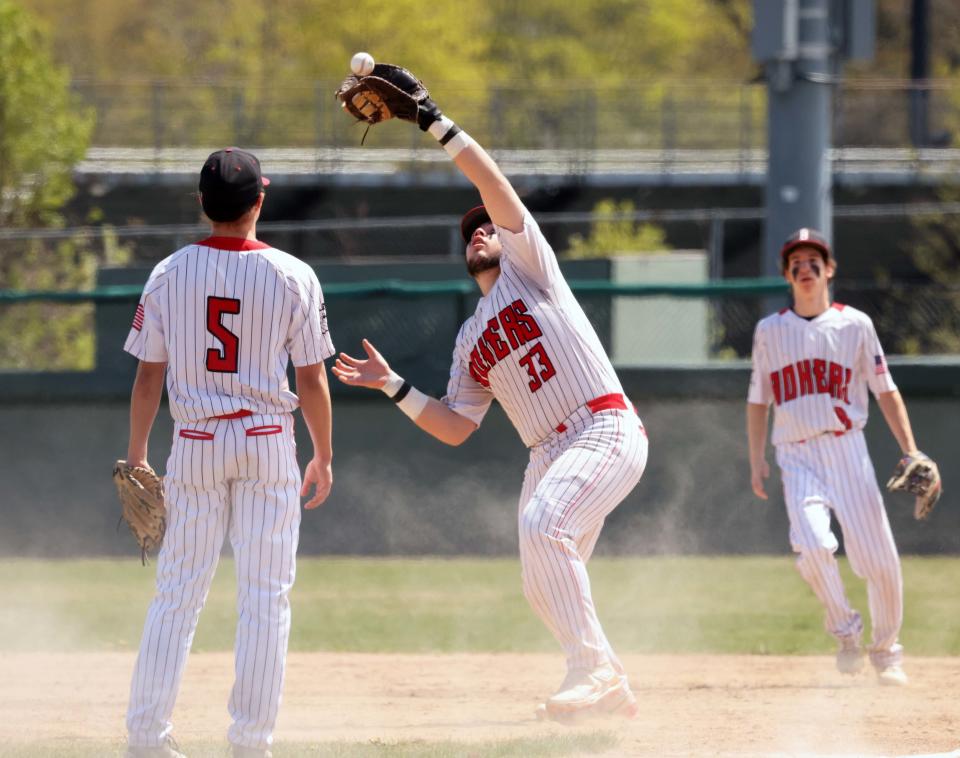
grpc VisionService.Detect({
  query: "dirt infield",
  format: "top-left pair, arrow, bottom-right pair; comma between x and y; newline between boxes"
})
1,652 -> 958,756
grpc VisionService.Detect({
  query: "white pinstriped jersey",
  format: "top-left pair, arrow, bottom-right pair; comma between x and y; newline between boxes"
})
748,304 -> 897,445
442,211 -> 626,447
124,236 -> 334,422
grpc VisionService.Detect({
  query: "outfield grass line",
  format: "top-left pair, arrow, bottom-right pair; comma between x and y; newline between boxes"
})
0,556 -> 957,655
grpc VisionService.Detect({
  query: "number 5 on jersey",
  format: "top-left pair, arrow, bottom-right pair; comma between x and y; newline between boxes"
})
206,296 -> 241,373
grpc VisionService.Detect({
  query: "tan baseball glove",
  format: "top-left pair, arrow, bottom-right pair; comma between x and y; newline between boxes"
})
113,460 -> 166,563
886,451 -> 943,521
334,63 -> 442,133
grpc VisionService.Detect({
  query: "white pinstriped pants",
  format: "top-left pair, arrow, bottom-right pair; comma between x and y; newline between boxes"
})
127,413 -> 302,750
776,430 -> 903,667
518,406 -> 648,674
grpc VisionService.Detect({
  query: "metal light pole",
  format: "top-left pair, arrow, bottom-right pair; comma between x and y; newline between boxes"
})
752,0 -> 875,286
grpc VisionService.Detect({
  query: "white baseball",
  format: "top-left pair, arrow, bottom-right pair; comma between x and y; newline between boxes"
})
351,52 -> 375,76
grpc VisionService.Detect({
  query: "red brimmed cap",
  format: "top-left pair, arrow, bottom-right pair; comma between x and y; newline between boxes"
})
460,205 -> 491,242
780,227 -> 832,271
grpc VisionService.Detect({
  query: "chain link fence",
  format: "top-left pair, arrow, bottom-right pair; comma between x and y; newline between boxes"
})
69,78 -> 960,153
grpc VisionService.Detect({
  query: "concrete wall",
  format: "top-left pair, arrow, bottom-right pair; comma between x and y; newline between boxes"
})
4,258 -> 957,558
611,252 -> 709,365
2,374 -> 956,558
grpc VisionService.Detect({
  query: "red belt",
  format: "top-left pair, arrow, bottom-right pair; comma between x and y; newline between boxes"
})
214,409 -> 253,420
555,393 -> 630,433
586,393 -> 629,414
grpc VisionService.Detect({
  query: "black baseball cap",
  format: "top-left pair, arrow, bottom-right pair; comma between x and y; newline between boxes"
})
780,227 -> 832,271
199,148 -> 270,222
460,205 -> 491,242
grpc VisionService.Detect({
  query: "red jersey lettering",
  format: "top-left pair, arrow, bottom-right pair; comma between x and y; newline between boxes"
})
511,299 -> 543,341
498,306 -> 523,349
484,318 -> 510,360
797,359 -> 814,396
813,358 -> 829,394
828,361 -> 844,400
770,359 -> 854,406
782,364 -> 798,402
770,370 -> 782,405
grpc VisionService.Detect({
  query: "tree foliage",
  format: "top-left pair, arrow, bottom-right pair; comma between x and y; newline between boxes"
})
20,0 -> 753,84
566,199 -> 670,258
0,0 -> 93,228
18,0 -> 960,115
32,0 -> 960,87
0,0 -> 120,370
14,0 -> 761,149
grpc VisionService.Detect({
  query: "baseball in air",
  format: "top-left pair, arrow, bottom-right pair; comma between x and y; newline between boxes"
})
351,52 -> 375,76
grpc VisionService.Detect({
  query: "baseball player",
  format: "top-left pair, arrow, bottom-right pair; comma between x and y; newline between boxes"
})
122,148 -> 334,758
747,228 -> 925,686
332,66 -> 648,721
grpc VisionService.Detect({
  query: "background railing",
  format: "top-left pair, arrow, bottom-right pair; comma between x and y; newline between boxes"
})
5,201 -> 960,266
3,278 -> 959,375
69,78 -> 960,153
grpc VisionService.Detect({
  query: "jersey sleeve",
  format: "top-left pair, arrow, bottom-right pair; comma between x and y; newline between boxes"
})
747,323 -> 773,405
441,343 -> 494,427
287,267 -> 335,367
860,316 -> 898,396
496,210 -> 562,290
123,276 -> 168,363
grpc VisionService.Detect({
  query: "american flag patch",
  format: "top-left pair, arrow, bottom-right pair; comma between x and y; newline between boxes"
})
874,354 -> 887,375
319,302 -> 329,335
132,303 -> 145,331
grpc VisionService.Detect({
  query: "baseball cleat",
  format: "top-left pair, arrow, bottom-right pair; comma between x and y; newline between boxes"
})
835,638 -> 865,675
545,665 -> 631,716
535,684 -> 639,724
876,664 -> 908,687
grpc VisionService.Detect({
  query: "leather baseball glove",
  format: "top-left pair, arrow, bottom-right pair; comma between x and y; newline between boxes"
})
113,460 -> 166,563
335,63 -> 441,132
886,451 -> 942,521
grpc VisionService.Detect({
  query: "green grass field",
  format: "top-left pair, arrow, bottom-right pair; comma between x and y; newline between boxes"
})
1,555 -> 958,655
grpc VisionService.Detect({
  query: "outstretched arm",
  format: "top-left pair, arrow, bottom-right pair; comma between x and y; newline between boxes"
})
450,143 -> 524,233
337,63 -> 527,235
427,99 -> 567,287
414,80 -> 524,233
332,339 -> 477,446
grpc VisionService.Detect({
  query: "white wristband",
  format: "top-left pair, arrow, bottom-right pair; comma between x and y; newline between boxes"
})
427,116 -> 456,140
395,385 -> 430,421
381,372 -> 404,397
427,116 -> 472,159
442,130 -> 472,158
381,372 -> 429,420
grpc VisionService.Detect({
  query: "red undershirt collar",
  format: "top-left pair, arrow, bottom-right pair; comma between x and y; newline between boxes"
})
197,236 -> 271,251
